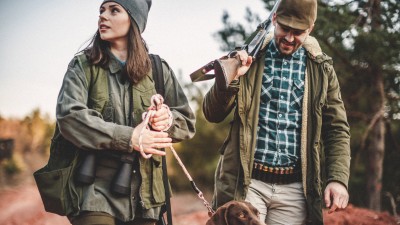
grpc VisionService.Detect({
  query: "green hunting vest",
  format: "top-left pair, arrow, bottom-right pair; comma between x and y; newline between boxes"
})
34,54 -> 166,217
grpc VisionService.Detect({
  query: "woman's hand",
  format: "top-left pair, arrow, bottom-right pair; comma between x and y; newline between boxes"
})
148,104 -> 173,131
130,119 -> 172,156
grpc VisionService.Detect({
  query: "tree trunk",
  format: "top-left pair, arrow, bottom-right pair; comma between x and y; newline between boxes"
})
365,0 -> 386,212
366,117 -> 385,211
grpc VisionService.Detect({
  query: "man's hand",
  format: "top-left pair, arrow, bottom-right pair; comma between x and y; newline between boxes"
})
233,50 -> 253,80
324,182 -> 349,213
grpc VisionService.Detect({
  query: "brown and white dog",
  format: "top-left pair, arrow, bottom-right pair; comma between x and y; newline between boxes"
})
206,200 -> 266,225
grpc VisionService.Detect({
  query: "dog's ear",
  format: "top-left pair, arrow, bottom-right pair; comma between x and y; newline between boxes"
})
206,202 -> 231,225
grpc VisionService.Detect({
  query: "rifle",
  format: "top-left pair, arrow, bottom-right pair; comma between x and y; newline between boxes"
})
190,0 -> 281,90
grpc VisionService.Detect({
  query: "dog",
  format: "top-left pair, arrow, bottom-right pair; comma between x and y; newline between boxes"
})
206,200 -> 266,225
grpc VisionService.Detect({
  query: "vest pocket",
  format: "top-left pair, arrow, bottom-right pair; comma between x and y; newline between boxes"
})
34,135 -> 82,216
151,156 -> 166,204
140,94 -> 152,108
34,163 -> 75,215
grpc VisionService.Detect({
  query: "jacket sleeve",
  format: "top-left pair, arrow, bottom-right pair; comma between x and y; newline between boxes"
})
202,79 -> 239,123
162,60 -> 196,142
321,62 -> 351,188
56,56 -> 134,152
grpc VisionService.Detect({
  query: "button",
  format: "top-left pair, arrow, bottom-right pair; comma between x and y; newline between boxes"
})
284,61 -> 288,65
279,114 -> 282,117
132,170 -> 136,174
280,95 -> 284,99
132,196 -> 135,200
283,77 -> 287,81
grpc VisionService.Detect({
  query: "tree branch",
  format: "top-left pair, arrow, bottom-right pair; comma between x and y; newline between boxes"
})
359,108 -> 385,152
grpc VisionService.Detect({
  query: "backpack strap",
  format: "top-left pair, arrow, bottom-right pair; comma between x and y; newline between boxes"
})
150,54 -> 165,97
149,54 -> 173,225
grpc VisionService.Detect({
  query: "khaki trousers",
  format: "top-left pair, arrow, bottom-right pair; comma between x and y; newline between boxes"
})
245,179 -> 306,225
70,211 -> 157,225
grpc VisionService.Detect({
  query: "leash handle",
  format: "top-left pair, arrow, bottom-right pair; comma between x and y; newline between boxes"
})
140,94 -> 215,217
138,94 -> 164,159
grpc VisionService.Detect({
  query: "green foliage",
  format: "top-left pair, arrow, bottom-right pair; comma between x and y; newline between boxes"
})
169,81 -> 232,192
0,109 -> 55,187
20,108 -> 55,155
214,8 -> 262,51
1,154 -> 25,175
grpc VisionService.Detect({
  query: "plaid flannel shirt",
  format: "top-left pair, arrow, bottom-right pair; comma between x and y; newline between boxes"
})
254,40 -> 306,167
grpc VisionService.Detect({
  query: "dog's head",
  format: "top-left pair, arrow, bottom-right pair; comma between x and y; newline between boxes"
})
206,200 -> 265,225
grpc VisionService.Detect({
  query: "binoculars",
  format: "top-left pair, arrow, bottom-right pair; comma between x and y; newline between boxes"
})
75,152 -> 137,196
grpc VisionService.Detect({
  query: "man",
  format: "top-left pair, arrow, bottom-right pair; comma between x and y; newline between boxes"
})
202,0 -> 351,224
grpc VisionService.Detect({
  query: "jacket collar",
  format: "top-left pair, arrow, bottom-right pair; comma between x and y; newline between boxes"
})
262,32 -> 323,58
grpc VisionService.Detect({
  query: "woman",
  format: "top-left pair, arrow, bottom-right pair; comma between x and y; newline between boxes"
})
56,0 -> 195,224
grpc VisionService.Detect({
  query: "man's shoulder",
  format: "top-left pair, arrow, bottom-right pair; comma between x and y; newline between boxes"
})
303,36 -> 333,64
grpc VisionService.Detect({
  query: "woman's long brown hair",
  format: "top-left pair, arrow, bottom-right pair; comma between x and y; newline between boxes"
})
84,20 -> 151,84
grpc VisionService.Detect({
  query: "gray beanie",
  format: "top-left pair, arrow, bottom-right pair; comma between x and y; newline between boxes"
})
102,0 -> 152,33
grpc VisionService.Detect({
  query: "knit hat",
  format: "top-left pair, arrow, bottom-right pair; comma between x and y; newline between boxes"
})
102,0 -> 152,33
276,0 -> 317,30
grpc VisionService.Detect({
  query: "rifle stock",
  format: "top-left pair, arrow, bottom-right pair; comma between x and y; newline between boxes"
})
213,57 -> 241,90
189,57 -> 241,91
189,0 -> 281,91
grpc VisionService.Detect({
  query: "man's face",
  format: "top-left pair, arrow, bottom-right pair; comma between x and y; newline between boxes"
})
272,14 -> 313,56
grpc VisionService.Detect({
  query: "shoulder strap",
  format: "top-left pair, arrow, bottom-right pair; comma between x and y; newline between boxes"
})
149,54 -> 173,225
149,54 -> 165,97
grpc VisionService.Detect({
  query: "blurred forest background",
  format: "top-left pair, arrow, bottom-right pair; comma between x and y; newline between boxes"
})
0,0 -> 399,219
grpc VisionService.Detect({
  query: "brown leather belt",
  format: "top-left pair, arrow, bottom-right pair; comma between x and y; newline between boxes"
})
251,162 -> 301,184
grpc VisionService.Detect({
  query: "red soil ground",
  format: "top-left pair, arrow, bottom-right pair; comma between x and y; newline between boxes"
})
0,185 -> 398,225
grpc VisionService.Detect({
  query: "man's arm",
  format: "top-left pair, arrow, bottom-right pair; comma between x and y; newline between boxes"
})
321,62 -> 351,212
203,51 -> 252,123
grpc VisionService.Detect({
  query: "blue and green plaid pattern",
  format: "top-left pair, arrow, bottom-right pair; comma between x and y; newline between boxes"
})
254,40 -> 306,167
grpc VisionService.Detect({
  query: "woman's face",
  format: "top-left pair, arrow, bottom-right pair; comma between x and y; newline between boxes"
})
98,2 -> 131,44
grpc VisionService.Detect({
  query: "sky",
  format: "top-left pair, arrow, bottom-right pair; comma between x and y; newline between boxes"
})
0,0 -> 267,119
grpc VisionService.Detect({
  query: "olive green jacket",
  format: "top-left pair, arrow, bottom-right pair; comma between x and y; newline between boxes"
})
46,52 -> 195,220
203,34 -> 350,224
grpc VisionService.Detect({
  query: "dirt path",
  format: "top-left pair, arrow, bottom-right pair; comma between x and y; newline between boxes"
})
0,185 -> 397,225
0,185 -> 210,225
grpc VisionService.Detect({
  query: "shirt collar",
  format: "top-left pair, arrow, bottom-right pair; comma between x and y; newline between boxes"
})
107,49 -> 124,74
